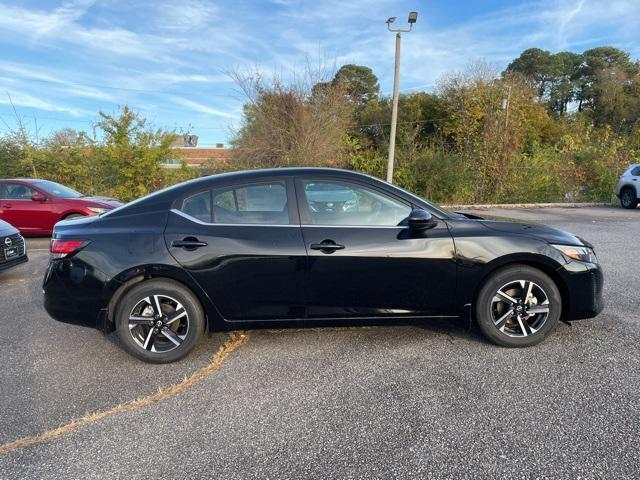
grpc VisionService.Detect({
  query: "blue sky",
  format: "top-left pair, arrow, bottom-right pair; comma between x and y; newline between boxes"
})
0,0 -> 638,146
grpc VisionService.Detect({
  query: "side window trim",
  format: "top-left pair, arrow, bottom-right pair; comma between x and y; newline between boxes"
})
171,208 -> 300,227
294,176 -> 412,227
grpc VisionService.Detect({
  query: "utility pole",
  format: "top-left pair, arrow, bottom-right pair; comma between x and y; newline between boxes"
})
503,85 -> 512,130
385,12 -> 418,184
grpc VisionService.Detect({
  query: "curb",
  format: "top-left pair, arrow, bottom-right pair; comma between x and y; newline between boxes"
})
441,202 -> 613,210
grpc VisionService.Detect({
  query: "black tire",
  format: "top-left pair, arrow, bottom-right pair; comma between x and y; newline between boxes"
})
620,187 -> 638,209
475,265 -> 561,348
115,279 -> 205,363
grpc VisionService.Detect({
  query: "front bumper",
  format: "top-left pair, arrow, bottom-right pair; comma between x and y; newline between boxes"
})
558,260 -> 604,320
0,254 -> 29,273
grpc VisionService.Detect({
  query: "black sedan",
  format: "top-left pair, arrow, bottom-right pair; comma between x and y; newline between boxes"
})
0,219 -> 27,273
43,168 -> 604,363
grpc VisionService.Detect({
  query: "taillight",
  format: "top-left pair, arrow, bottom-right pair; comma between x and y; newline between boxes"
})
50,239 -> 89,259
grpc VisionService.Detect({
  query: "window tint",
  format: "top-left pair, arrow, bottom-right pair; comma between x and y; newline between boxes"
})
180,191 -> 211,223
631,166 -> 640,176
1,183 -> 37,200
301,180 -> 411,226
211,181 -> 290,225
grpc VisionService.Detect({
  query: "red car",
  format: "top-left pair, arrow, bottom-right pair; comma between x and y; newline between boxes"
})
0,179 -> 122,236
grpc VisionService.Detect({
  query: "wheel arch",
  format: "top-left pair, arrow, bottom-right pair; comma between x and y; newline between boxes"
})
470,255 -> 570,322
105,265 -> 225,333
61,210 -> 87,220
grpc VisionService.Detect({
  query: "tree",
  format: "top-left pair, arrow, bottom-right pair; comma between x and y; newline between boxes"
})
548,51 -> 582,115
92,106 -> 193,201
505,48 -> 556,98
312,64 -> 380,108
575,46 -> 636,111
356,92 -> 447,150
505,48 -> 582,115
231,67 -> 355,167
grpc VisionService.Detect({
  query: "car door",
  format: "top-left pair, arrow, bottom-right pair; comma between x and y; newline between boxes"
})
0,182 -> 49,233
164,177 -> 308,321
296,176 -> 457,319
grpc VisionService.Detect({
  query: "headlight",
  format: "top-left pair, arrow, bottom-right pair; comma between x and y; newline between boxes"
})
87,207 -> 109,215
551,244 -> 598,264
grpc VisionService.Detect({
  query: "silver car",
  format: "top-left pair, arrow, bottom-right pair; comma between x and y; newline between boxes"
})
616,164 -> 640,209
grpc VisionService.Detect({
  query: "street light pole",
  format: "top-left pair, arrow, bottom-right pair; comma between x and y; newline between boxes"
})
386,32 -> 401,183
385,12 -> 417,184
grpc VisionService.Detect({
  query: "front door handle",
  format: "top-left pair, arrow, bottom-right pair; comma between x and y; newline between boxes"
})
171,238 -> 208,249
310,240 -> 345,253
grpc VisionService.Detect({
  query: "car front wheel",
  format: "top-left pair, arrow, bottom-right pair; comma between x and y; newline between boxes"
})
115,279 -> 205,363
475,265 -> 561,347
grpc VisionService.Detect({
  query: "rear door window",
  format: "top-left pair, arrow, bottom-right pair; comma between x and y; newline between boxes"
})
2,183 -> 37,200
212,181 -> 289,225
178,181 -> 291,225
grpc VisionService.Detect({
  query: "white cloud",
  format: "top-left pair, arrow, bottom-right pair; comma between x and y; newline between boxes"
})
168,96 -> 239,119
152,0 -> 219,32
0,89 -> 84,116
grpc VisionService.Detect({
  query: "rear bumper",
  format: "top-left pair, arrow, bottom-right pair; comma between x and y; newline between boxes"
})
0,254 -> 28,273
43,257 -> 116,329
559,261 -> 604,320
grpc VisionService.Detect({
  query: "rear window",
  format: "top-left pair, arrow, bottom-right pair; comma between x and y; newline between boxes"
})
631,166 -> 640,176
180,191 -> 211,223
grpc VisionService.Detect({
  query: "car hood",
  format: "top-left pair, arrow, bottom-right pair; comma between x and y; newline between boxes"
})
0,220 -> 18,236
480,220 -> 585,246
69,196 -> 123,208
455,212 -> 586,246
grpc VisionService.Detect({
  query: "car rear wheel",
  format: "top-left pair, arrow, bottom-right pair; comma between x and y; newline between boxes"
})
475,265 -> 561,347
620,188 -> 638,209
115,279 -> 205,363
64,213 -> 85,220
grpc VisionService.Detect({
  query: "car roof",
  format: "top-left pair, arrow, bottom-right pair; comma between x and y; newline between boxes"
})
177,167 -> 388,193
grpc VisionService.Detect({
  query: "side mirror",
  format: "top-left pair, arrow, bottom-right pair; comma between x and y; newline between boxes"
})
408,208 -> 437,230
31,193 -> 47,202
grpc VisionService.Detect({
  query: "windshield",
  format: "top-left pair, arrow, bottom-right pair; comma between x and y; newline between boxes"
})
385,183 -> 457,219
32,180 -> 84,198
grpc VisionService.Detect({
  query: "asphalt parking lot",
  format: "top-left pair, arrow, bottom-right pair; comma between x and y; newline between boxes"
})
1,206 -> 638,479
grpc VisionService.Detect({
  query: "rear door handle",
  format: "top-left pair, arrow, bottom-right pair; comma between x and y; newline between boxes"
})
310,240 -> 345,253
171,238 -> 208,249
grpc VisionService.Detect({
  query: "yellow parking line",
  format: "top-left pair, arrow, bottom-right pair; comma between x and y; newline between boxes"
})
0,332 -> 248,455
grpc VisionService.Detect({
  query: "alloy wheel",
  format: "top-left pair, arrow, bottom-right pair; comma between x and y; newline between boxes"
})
621,190 -> 634,207
128,295 -> 189,353
490,280 -> 550,338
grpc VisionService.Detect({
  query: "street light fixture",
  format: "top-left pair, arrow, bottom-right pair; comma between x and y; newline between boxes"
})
385,12 -> 418,183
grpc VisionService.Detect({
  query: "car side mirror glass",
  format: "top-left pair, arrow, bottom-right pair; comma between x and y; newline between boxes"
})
408,208 -> 437,230
31,193 -> 46,202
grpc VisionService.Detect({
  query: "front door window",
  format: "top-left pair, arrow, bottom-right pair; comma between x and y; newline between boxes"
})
301,180 -> 411,226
